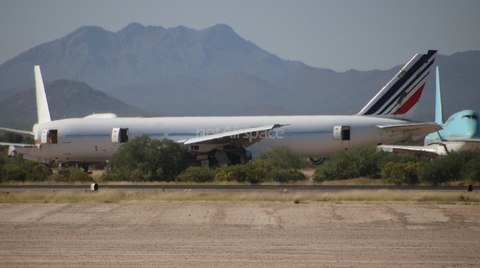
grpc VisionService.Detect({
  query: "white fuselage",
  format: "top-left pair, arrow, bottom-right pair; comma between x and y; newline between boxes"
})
18,115 -> 413,164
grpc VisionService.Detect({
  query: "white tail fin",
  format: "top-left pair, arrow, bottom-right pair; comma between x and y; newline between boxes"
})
34,65 -> 51,124
358,50 -> 437,119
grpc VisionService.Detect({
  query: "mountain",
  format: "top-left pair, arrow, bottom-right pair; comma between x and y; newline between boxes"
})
0,23 -> 305,98
0,23 -> 479,126
0,80 -> 149,129
104,51 -> 480,120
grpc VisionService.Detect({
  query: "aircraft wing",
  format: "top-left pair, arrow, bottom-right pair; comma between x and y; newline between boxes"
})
376,122 -> 441,141
183,124 -> 285,147
437,138 -> 480,143
377,145 -> 441,158
0,142 -> 37,157
0,142 -> 35,148
0,127 -> 34,137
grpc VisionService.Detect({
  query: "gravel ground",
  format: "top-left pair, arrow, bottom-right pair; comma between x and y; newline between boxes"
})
1,203 -> 479,267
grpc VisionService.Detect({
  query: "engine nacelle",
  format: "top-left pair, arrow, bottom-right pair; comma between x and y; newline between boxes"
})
308,157 -> 326,165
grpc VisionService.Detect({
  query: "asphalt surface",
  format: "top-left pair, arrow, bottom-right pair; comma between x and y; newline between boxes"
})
0,184 -> 471,193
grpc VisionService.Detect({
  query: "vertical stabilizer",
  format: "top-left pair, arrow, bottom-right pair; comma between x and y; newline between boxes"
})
34,65 -> 51,124
435,66 -> 444,124
358,50 -> 437,120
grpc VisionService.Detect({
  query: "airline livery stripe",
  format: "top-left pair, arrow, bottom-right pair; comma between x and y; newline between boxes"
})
362,51 -> 436,115
377,64 -> 432,115
366,56 -> 433,115
142,133 -> 165,137
393,83 -> 425,115
283,131 -> 332,137
65,134 -> 110,138
168,133 -> 197,136
381,70 -> 430,115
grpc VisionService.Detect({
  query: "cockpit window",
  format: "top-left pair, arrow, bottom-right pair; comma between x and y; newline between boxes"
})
461,114 -> 478,120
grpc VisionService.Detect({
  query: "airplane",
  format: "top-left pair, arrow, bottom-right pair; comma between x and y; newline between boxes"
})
0,50 -> 440,171
378,66 -> 480,158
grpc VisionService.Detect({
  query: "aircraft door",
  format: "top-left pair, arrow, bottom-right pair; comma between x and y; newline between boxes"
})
333,126 -> 350,141
40,129 -> 58,144
112,128 -> 129,143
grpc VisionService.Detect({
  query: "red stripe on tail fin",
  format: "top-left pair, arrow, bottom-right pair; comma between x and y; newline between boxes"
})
393,83 -> 425,115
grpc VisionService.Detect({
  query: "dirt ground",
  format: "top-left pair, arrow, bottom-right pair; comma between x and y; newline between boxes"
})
1,203 -> 479,267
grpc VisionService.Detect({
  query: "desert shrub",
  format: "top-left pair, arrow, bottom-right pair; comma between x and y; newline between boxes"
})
418,151 -> 480,185
99,170 -> 125,182
247,159 -> 275,183
312,147 -> 381,182
381,161 -> 424,185
259,146 -> 310,170
375,151 -> 428,170
460,154 -> 480,181
176,166 -> 215,183
1,164 -> 26,182
108,137 -> 189,181
54,166 -> 92,182
213,167 -> 235,182
223,164 -> 251,183
0,160 -> 52,182
265,169 -> 307,183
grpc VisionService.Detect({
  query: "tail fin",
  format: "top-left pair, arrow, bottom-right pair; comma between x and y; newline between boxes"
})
34,65 -> 51,124
434,66 -> 444,124
358,50 -> 437,119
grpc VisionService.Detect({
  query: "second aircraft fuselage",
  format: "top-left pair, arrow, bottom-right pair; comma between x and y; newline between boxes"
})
424,110 -> 480,153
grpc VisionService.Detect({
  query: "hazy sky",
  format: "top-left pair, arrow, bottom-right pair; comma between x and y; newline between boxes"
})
1,0 -> 479,71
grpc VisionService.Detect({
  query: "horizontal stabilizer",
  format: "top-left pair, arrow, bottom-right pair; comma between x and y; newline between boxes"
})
376,122 -> 441,138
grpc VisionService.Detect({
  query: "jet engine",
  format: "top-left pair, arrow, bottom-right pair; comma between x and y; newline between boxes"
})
308,157 -> 326,165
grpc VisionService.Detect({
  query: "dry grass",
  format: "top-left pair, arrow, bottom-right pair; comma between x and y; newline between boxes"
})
1,189 -> 479,204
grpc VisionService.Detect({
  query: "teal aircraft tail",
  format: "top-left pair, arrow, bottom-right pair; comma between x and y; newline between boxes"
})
435,66 -> 444,125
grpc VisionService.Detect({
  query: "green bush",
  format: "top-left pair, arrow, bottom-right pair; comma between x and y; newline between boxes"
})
107,137 -> 190,181
381,161 -> 424,185
246,159 -> 275,183
177,166 -> 214,183
418,151 -> 480,185
312,147 -> 381,182
460,154 -> 480,181
0,160 -> 52,182
1,164 -> 27,182
54,166 -> 92,182
375,150 -> 427,170
99,170 -> 125,182
265,170 -> 306,183
259,146 -> 310,170
222,164 -> 251,183
213,168 -> 235,182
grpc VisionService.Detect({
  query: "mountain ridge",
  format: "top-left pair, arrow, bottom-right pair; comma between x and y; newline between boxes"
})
0,23 -> 479,129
